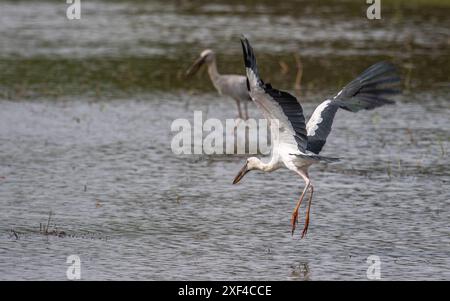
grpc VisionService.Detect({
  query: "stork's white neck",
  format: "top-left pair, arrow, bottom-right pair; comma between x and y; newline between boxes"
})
206,59 -> 221,89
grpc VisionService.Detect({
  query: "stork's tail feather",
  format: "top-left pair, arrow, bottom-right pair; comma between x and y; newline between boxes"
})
334,61 -> 401,112
240,35 -> 263,90
291,153 -> 340,163
313,155 -> 340,163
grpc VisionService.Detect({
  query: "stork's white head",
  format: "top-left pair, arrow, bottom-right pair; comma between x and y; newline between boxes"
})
232,157 -> 262,184
200,49 -> 215,62
186,49 -> 216,76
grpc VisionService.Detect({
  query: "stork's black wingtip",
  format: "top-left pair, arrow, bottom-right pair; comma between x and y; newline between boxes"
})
240,35 -> 252,52
239,36 -> 248,53
239,37 -> 246,49
240,35 -> 252,69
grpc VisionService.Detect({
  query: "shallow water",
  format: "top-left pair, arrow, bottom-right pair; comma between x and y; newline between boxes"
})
0,0 -> 449,280
0,92 -> 449,280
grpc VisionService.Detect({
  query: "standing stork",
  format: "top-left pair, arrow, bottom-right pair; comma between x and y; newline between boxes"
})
233,37 -> 401,238
186,49 -> 252,120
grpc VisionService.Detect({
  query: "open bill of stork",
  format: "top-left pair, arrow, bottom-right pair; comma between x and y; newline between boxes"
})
233,36 -> 401,239
185,49 -> 214,77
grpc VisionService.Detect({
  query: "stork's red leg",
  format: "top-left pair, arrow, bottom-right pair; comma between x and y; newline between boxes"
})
301,185 -> 314,239
291,178 -> 310,236
290,207 -> 299,235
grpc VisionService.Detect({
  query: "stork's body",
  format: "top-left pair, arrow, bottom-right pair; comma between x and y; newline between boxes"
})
233,37 -> 401,238
187,49 -> 252,119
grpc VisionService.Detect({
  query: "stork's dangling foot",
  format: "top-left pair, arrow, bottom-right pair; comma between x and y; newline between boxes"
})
291,171 -> 310,236
291,210 -> 298,236
291,195 -> 303,236
301,185 -> 314,239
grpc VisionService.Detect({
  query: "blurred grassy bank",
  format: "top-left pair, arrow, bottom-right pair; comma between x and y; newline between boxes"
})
1,53 -> 448,100
0,0 -> 448,100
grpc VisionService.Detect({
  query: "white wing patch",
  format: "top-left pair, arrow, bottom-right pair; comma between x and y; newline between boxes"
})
246,68 -> 261,91
306,99 -> 332,136
334,89 -> 343,99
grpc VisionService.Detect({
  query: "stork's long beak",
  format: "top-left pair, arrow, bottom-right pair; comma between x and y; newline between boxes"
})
232,163 -> 249,184
186,55 -> 206,77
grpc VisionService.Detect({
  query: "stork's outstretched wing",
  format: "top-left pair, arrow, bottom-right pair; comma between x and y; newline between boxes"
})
306,61 -> 401,154
240,36 -> 307,152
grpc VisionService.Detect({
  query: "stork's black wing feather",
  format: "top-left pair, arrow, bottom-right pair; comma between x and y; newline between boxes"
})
306,61 -> 401,154
334,61 -> 400,112
241,36 -> 307,151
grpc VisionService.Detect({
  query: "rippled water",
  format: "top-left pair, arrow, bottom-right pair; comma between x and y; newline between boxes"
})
0,1 -> 448,58
1,92 -> 448,280
0,0 -> 449,280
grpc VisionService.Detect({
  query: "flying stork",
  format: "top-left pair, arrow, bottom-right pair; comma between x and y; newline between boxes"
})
233,36 -> 401,238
